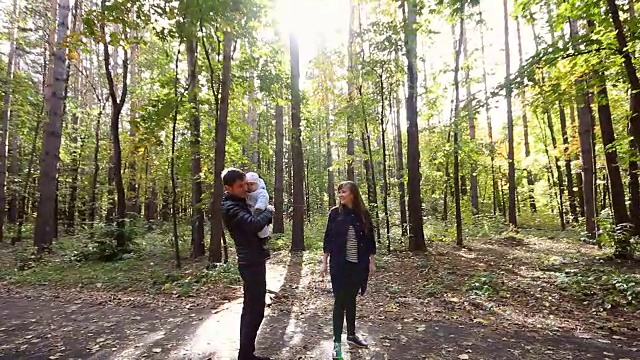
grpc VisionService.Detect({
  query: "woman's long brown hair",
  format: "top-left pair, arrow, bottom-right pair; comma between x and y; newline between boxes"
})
337,181 -> 371,232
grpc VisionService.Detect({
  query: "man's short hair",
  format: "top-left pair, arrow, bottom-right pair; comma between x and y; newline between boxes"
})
222,168 -> 245,186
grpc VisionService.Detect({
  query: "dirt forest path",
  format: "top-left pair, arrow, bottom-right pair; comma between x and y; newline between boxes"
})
1,249 -> 639,360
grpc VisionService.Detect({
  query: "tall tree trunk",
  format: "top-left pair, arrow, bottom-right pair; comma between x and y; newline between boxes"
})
65,0 -> 82,233
66,107 -> 80,233
127,36 -> 139,216
403,0 -> 426,250
358,85 -> 380,242
558,103 -> 579,223
453,14 -> 465,246
325,105 -> 336,209
15,53 -> 47,244
569,104 -> 585,217
516,17 -> 537,214
286,124 -> 293,217
462,17 -> 478,215
101,0 -> 129,248
346,0 -> 358,181
171,46 -> 182,268
8,114 -> 19,225
502,0 -> 517,227
394,79 -> 408,235
479,9 -> 498,216
536,111 -> 561,217
88,104 -> 103,225
544,109 -> 567,230
273,104 -> 285,233
290,34 -> 305,252
246,72 -> 259,166
606,0 -> 640,233
0,0 -> 19,242
34,0 -> 71,252
209,32 -> 233,263
569,19 -> 596,238
186,38 -> 205,258
594,73 -> 633,258
378,72 -> 391,248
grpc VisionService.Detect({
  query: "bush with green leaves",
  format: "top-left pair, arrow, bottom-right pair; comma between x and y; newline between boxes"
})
465,272 -> 499,297
556,268 -> 639,311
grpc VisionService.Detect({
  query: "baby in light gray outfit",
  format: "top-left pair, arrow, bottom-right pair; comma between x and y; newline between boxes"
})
245,172 -> 271,240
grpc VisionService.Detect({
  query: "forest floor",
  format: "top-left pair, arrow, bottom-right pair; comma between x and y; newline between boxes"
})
1,230 -> 639,359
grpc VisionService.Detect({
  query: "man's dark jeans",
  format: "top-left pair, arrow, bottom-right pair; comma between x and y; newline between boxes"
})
238,262 -> 267,359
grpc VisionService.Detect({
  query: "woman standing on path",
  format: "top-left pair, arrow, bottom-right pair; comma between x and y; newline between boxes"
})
320,181 -> 376,360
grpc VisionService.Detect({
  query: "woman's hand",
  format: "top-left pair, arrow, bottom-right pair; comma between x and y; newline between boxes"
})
320,253 -> 329,277
320,262 -> 328,277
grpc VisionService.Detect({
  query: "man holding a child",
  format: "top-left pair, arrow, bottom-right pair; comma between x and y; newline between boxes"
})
221,168 -> 273,360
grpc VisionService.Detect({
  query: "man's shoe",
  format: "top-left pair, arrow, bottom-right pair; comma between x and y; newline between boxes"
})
347,335 -> 368,348
332,342 -> 343,360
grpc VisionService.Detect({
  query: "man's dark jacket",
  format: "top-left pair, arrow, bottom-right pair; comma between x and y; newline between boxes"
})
222,192 -> 273,265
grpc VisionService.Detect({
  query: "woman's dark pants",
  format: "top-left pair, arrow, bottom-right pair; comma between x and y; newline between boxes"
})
332,261 -> 361,342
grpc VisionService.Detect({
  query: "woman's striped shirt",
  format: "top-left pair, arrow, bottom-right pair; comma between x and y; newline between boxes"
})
345,226 -> 358,263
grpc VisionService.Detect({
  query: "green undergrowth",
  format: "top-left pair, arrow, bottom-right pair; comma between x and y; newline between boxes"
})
465,271 -> 501,297
0,222 -> 242,297
545,266 -> 640,311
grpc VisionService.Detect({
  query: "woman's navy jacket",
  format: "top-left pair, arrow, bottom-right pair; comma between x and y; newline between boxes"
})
323,206 -> 376,295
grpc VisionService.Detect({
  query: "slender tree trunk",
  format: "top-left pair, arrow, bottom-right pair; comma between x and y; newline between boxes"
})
274,104 -> 285,233
516,17 -> 537,214
479,9 -> 498,216
186,38 -> 205,258
65,0 -> 82,233
503,0 -> 517,227
462,17 -> 478,215
569,19 -> 596,237
358,84 -> 380,242
606,0 -> 640,233
378,72 -> 391,248
453,14 -> 465,246
544,109 -> 567,230
558,103 -> 579,223
15,52 -> 46,244
209,32 -> 233,263
403,0 -> 426,250
305,160 -> 311,221
101,0 -> 129,248
394,81 -> 408,235
325,105 -> 336,209
127,38 -> 139,216
346,0 -> 358,181
34,0 -> 71,252
88,104 -> 103,225
0,0 -> 19,242
171,46 -> 182,268
290,33 -> 305,252
66,108 -> 80,233
569,104 -> 585,217
8,114 -> 19,225
594,73 -> 633,258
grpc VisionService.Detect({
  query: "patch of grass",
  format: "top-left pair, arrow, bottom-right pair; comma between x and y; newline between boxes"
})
8,257 -> 166,289
552,267 -> 640,311
464,272 -> 500,297
161,262 -> 242,297
420,282 -> 444,296
0,224 -> 240,296
387,284 -> 401,295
